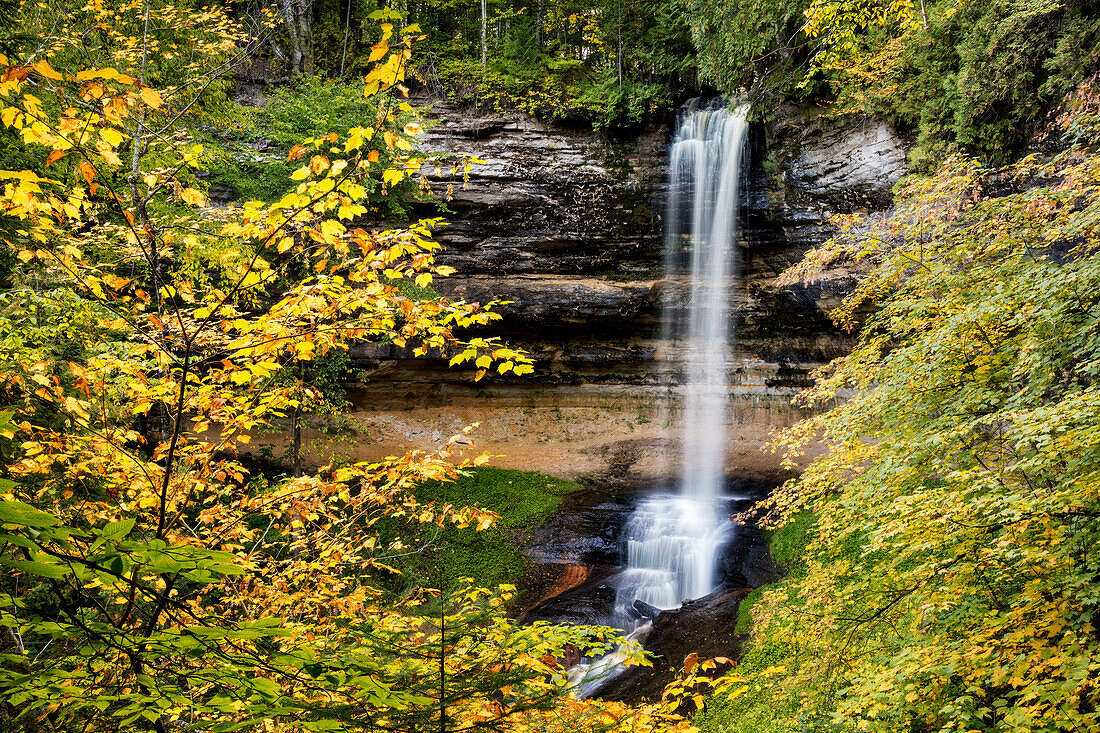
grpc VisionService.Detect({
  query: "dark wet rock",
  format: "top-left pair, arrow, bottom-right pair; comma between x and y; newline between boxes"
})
594,586 -> 752,703
412,100 -> 667,281
519,482 -> 782,701
523,571 -> 619,625
717,524 -> 782,589
630,599 -> 662,621
523,499 -> 633,566
207,182 -> 236,206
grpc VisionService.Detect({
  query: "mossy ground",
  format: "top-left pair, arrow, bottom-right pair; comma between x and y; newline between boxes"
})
377,467 -> 581,594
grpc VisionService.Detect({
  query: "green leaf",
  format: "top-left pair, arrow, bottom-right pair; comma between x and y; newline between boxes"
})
250,676 -> 282,699
99,518 -> 135,542
0,532 -> 38,550
301,720 -> 347,732
1,557 -> 68,579
0,500 -> 60,528
0,409 -> 17,439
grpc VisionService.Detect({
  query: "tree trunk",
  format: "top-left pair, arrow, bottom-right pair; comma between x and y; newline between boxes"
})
339,0 -> 352,76
536,0 -> 543,47
293,361 -> 304,477
480,0 -> 487,70
617,0 -> 623,90
297,0 -> 312,72
280,0 -> 312,73
438,602 -> 446,733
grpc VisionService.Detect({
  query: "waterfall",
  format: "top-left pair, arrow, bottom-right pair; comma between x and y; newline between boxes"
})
569,102 -> 750,696
613,101 -> 750,627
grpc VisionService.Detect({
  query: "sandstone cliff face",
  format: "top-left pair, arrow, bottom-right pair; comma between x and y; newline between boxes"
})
413,111 -> 668,281
345,100 -> 907,482
780,116 -> 909,211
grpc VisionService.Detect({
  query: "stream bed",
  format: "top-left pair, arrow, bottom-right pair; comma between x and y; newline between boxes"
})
515,475 -> 782,701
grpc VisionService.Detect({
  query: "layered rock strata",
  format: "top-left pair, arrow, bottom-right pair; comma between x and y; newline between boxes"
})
345,100 -> 906,482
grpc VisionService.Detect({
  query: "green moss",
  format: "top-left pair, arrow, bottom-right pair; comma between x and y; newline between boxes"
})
205,155 -> 298,204
389,276 -> 442,302
414,467 -> 578,529
733,586 -> 764,635
196,76 -> 423,208
733,512 -> 816,636
770,511 -> 816,572
697,512 -> 824,733
378,468 -> 581,593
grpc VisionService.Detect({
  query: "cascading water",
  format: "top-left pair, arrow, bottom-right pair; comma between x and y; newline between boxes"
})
613,101 -> 751,628
572,101 -> 751,696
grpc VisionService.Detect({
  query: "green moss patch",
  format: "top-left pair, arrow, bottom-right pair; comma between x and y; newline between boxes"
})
379,468 -> 581,593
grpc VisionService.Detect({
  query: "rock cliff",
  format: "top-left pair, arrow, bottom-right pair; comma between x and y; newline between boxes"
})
407,100 -> 909,369
344,100 -> 906,483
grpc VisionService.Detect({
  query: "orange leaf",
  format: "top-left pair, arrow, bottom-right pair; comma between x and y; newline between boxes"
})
45,150 -> 65,168
79,161 -> 96,186
2,65 -> 31,82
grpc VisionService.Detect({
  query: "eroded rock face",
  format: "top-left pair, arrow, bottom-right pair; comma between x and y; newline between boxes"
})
437,275 -> 660,328
771,112 -> 909,212
395,100 -> 898,368
413,103 -> 666,280
344,100 -> 903,480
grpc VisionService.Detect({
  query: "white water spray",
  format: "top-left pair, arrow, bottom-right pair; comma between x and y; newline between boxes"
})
613,102 -> 750,626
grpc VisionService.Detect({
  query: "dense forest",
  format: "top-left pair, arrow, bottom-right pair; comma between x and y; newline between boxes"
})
1,0 -> 1099,732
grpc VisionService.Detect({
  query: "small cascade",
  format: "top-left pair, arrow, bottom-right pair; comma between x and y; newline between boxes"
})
609,494 -> 734,628
613,101 -> 751,627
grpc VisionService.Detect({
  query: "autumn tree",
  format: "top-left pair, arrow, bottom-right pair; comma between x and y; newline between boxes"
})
0,3 -> 698,732
737,80 -> 1100,733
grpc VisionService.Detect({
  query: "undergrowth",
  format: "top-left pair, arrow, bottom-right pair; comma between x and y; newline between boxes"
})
697,512 -> 832,733
196,76 -> 422,208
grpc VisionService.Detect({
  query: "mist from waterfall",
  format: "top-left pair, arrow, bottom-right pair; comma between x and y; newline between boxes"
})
612,101 -> 750,627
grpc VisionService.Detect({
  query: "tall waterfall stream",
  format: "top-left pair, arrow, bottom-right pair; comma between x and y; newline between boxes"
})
573,102 -> 751,694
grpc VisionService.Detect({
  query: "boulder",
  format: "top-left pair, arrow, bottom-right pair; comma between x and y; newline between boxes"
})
593,586 -> 753,703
